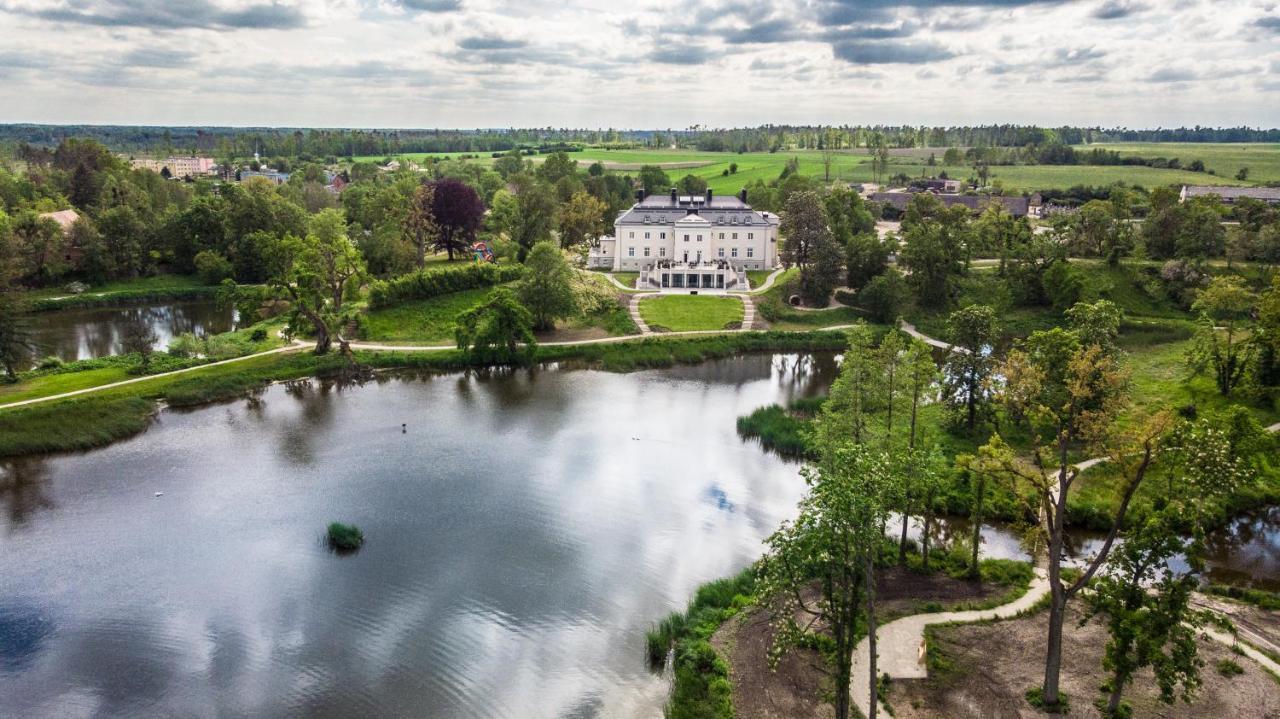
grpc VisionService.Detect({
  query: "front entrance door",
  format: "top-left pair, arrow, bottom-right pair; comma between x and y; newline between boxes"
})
683,251 -> 688,263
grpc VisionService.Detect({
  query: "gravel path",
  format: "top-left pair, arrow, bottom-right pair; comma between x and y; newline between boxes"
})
851,569 -> 1051,718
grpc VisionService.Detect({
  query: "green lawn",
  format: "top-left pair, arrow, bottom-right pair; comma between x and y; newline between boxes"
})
0,366 -> 132,404
639,295 -> 744,332
746,270 -> 776,289
360,286 -> 498,343
612,272 -> 639,288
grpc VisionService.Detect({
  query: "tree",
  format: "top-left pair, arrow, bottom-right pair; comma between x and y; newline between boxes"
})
814,324 -> 882,447
0,292 -> 34,380
677,174 -> 707,194
820,128 -> 840,181
402,184 -> 438,268
1065,300 -> 1123,358
307,209 -> 366,312
940,305 -> 998,431
497,178 -> 558,261
1236,167 -> 1249,181
1177,200 -> 1227,260
757,442 -> 892,719
536,152 -> 578,184
517,241 -> 578,331
1042,260 -> 1085,311
454,287 -> 537,361
1083,512 -> 1213,717
13,213 -> 68,285
558,190 -> 608,249
121,314 -> 159,371
637,165 -> 672,195
261,232 -> 339,355
844,232 -> 889,290
973,202 -> 1030,276
1188,275 -> 1256,395
428,178 -> 485,261
898,195 -> 970,308
980,334 -> 1169,710
858,268 -> 908,323
780,191 -> 841,306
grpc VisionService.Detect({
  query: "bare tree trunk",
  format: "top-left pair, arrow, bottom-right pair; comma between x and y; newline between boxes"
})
866,553 -> 878,719
922,488 -> 935,569
898,511 -> 910,565
970,473 -> 986,576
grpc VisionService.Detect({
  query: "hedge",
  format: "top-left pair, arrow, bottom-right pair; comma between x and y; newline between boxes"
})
367,263 -> 525,308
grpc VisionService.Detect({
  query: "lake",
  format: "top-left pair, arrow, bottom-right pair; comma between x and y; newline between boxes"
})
0,353 -> 1273,717
21,300 -> 237,370
0,354 -> 834,717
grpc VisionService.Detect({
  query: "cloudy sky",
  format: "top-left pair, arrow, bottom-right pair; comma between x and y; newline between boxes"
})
0,0 -> 1277,129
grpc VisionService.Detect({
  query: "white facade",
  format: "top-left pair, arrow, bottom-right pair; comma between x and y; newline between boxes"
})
130,156 -> 216,178
589,189 -> 779,277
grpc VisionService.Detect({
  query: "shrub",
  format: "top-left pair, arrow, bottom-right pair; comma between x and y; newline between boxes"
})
250,328 -> 269,342
327,522 -> 365,551
167,333 -> 202,358
736,404 -> 813,458
1043,261 -> 1084,310
193,250 -> 234,285
36,356 -> 64,370
367,263 -> 525,308
1216,659 -> 1244,677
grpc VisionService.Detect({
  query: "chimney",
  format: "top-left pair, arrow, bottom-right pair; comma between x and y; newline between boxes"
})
706,188 -> 713,204
670,187 -> 678,205
738,188 -> 747,204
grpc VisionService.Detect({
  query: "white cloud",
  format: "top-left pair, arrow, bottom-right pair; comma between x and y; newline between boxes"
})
0,0 -> 1274,127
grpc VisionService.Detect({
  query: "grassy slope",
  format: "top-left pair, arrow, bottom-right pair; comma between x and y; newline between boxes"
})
639,295 -> 744,331
361,286 -> 498,343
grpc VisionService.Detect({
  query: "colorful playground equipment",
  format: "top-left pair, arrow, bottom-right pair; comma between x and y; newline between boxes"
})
471,241 -> 497,264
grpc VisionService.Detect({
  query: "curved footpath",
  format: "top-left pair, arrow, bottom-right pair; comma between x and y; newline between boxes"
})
851,569 -> 1051,718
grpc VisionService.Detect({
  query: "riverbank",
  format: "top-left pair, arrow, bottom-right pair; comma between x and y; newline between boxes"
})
16,274 -> 222,312
0,331 -> 851,457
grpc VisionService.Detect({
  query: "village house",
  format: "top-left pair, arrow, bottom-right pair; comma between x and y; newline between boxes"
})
38,208 -> 84,266
1180,185 -> 1280,206
588,188 -> 779,290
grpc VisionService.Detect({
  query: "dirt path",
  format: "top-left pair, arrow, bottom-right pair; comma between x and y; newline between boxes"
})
851,569 -> 1051,718
898,321 -> 958,353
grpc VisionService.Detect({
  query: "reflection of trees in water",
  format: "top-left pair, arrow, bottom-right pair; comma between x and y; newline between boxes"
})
0,457 -> 55,529
275,380 -> 341,466
20,301 -> 237,369
772,352 -> 840,400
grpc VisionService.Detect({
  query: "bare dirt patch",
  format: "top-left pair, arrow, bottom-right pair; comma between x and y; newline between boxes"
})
889,603 -> 1280,719
712,566 -> 1017,719
1195,594 -> 1280,659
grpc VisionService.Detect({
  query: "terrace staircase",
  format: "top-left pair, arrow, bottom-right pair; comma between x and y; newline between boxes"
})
740,296 -> 755,330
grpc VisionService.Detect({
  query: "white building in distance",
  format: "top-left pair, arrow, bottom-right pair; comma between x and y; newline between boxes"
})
589,188 -> 779,290
129,156 -> 216,178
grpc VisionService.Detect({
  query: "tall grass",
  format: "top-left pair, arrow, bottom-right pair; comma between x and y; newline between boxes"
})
646,566 -> 757,719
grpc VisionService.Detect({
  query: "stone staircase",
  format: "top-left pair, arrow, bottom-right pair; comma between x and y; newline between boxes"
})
628,294 -> 653,334
740,296 -> 755,330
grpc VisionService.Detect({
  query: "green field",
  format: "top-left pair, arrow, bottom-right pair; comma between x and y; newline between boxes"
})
356,145 -> 1274,193
639,295 -> 744,332
1076,142 -> 1280,184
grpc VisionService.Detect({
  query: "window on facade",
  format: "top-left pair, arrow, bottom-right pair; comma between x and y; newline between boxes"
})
748,233 -> 754,239
659,247 -> 666,257
697,235 -> 703,242
644,232 -> 650,239
628,247 -> 635,256
731,247 -> 738,258
684,234 -> 689,242
718,232 -> 724,239
660,232 -> 666,239
732,232 -> 738,240
629,232 -> 634,238
717,248 -> 724,257
644,247 -> 650,256
747,247 -> 754,257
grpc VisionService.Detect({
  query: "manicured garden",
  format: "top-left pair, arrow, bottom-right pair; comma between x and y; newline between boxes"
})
639,295 -> 744,332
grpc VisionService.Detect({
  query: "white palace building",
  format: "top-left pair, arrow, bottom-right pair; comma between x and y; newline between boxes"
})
588,188 -> 780,290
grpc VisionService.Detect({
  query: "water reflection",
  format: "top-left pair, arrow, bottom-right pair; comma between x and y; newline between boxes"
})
0,353 -> 833,717
20,300 -> 237,370
0,459 -> 56,530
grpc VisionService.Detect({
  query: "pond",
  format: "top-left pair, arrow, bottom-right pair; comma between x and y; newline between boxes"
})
20,300 -> 238,370
0,353 -> 835,717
